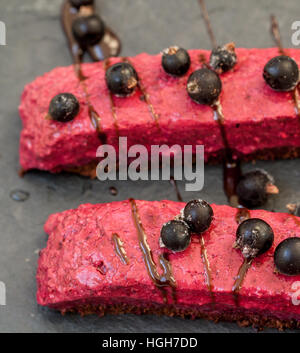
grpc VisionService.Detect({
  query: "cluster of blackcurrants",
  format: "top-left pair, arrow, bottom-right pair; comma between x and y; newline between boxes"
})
160,199 -> 300,276
46,43 -> 237,123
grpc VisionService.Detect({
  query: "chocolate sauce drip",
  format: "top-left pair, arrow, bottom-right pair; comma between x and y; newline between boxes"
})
112,233 -> 129,265
61,0 -> 121,66
136,79 -> 160,128
212,102 -> 244,208
198,0 -> 243,207
61,0 -> 120,142
87,101 -> 107,143
270,15 -> 300,117
270,15 -> 285,55
122,57 -> 160,128
129,198 -> 176,304
61,1 -> 84,76
122,58 -> 160,128
76,72 -> 106,142
169,176 -> 183,202
200,236 -> 215,301
103,58 -> 120,136
232,258 -> 253,306
198,0 -> 217,49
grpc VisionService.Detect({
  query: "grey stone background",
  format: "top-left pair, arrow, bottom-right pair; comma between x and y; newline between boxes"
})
0,0 -> 300,333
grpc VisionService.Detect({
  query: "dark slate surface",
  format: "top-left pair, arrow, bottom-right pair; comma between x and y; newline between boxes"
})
0,0 -> 300,333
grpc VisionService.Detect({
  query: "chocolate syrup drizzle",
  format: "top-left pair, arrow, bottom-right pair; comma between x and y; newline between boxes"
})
232,258 -> 253,306
122,57 -> 160,128
61,0 -> 121,141
169,176 -> 183,202
129,198 -> 176,304
230,15 -> 300,306
200,236 -> 215,301
61,0 -> 121,67
198,0 -> 217,49
112,233 -> 129,265
198,0 -> 251,305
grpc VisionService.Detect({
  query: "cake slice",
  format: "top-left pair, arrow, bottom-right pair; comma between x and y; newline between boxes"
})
20,48 -> 300,175
37,200 -> 300,329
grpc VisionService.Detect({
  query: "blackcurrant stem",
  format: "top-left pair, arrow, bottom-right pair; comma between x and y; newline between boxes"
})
270,15 -> 285,55
286,203 -> 297,214
79,5 -> 93,16
265,183 -> 279,194
198,0 -> 218,49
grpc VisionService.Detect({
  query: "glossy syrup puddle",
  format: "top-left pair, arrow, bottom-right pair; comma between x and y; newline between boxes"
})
129,198 -> 176,304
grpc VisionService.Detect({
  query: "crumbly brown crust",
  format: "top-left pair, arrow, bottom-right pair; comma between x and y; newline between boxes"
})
59,302 -> 300,331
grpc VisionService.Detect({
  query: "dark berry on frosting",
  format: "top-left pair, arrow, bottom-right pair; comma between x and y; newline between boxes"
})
209,42 -> 237,74
274,237 -> 300,276
160,220 -> 191,252
183,199 -> 213,233
72,15 -> 105,47
70,0 -> 94,8
105,62 -> 139,96
187,68 -> 222,105
236,170 -> 279,208
48,93 -> 80,122
263,55 -> 299,91
235,218 -> 274,258
162,47 -> 191,76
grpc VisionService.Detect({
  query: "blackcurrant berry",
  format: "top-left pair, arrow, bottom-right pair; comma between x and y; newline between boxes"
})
48,93 -> 80,122
70,0 -> 94,8
105,62 -> 139,96
183,199 -> 213,233
209,42 -> 237,74
263,55 -> 299,91
236,170 -> 278,208
162,46 -> 191,76
187,68 -> 222,105
235,218 -> 274,258
72,14 -> 105,47
160,220 -> 191,252
274,237 -> 300,276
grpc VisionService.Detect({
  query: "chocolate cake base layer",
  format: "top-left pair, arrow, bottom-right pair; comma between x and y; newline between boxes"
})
58,302 -> 300,331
